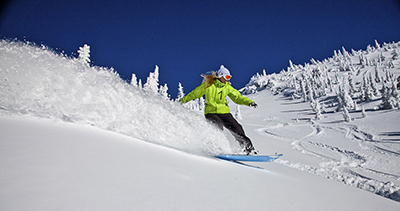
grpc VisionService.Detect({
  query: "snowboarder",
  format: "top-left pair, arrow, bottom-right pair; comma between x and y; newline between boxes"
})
180,65 -> 258,155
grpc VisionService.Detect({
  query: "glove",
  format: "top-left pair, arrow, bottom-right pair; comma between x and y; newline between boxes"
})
249,102 -> 258,108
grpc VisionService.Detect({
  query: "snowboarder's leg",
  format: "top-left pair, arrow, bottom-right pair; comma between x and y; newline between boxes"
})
205,113 -> 224,130
218,113 -> 255,153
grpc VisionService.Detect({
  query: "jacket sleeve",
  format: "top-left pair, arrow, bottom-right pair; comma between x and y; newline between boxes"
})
180,83 -> 207,104
227,86 -> 254,106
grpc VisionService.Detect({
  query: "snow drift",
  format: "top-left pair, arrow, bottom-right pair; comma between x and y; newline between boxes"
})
0,39 -> 232,155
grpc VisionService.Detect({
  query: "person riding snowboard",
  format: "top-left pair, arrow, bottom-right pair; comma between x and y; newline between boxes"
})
180,65 -> 258,155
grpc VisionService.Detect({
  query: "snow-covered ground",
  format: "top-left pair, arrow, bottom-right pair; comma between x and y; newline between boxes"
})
1,39 -> 400,210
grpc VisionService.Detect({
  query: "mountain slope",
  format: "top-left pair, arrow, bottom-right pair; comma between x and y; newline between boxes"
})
1,115 -> 399,211
1,38 -> 400,209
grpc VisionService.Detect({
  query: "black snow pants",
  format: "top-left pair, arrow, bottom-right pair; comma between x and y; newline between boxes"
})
205,113 -> 255,153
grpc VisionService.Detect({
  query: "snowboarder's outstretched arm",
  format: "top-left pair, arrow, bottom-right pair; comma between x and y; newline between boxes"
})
227,86 -> 257,107
179,83 -> 207,104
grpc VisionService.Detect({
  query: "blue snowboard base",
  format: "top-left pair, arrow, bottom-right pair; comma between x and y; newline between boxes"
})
215,154 -> 283,162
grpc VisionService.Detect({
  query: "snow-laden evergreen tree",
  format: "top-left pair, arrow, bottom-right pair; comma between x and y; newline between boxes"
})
138,79 -> 142,90
300,78 -> 307,102
384,70 -> 394,83
311,99 -> 323,120
327,77 -> 333,93
381,83 -> 392,109
308,81 -> 315,103
177,82 -> 185,100
367,44 -> 375,53
131,73 -> 138,87
342,106 -> 351,122
392,49 -> 399,60
378,52 -> 385,64
391,80 -> 400,108
359,53 -> 367,67
380,78 -> 400,110
381,83 -> 388,108
354,101 -> 359,111
187,99 -> 201,111
397,76 -> 400,90
361,105 -> 367,118
159,84 -> 169,100
369,73 -> 378,96
199,97 -> 205,110
375,40 -> 381,49
360,74 -> 374,102
374,65 -> 381,83
336,82 -> 355,112
388,60 -> 395,69
348,74 -> 357,96
143,65 -> 160,94
288,60 -> 296,72
77,44 -> 90,67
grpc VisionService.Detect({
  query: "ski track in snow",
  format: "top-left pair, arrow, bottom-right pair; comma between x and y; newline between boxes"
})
258,117 -> 400,201
251,109 -> 400,202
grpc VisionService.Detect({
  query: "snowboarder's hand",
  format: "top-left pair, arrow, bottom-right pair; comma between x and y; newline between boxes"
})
249,102 -> 258,108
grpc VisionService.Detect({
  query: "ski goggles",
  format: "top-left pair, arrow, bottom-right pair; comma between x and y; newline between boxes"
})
223,75 -> 232,80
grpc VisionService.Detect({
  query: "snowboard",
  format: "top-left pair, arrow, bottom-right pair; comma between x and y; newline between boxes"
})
215,153 -> 283,162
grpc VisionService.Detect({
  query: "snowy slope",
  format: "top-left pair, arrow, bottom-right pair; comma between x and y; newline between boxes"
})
236,91 -> 400,201
1,39 -> 400,210
1,115 -> 399,211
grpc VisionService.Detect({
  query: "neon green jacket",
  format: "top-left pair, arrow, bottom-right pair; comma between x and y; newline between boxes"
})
180,79 -> 254,114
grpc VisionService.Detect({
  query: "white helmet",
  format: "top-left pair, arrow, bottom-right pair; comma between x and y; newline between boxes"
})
217,65 -> 231,78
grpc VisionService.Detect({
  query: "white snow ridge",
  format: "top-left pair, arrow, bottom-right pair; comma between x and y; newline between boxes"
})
1,39 -> 400,210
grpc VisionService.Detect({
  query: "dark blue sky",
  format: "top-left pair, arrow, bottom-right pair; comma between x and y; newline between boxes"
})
1,0 -> 400,98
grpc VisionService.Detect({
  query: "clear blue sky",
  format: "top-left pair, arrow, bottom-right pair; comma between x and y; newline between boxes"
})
1,0 -> 400,98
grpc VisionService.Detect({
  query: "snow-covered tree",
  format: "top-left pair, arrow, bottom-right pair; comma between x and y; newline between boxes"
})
369,73 -> 378,96
359,53 -> 367,67
143,65 -> 160,94
288,60 -> 296,72
138,79 -> 142,90
327,77 -> 333,93
381,83 -> 391,109
375,40 -> 381,49
177,82 -> 185,100
392,49 -> 399,60
360,74 -> 374,102
397,76 -> 400,90
342,106 -> 351,122
159,84 -> 169,99
378,52 -> 385,64
337,83 -> 355,111
199,97 -> 205,110
300,79 -> 307,102
367,44 -> 375,53
361,106 -> 367,118
313,99 -> 323,120
380,80 -> 400,109
374,65 -> 381,83
348,75 -> 357,96
131,73 -> 138,87
77,44 -> 90,67
391,80 -> 400,108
